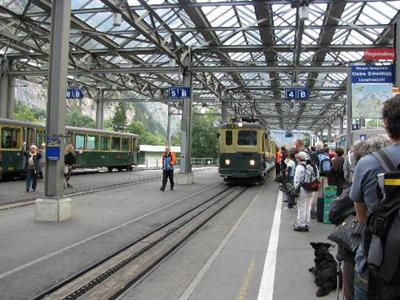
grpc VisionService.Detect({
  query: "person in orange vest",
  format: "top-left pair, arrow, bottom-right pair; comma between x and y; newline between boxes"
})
275,148 -> 282,181
160,146 -> 176,191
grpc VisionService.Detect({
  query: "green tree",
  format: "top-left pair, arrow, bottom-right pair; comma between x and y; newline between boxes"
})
128,121 -> 164,145
66,106 -> 95,128
191,111 -> 219,159
14,102 -> 39,123
170,132 -> 181,146
112,102 -> 127,132
366,119 -> 384,128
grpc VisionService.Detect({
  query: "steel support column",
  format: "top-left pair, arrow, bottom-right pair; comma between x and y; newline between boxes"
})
221,91 -> 228,123
36,0 -> 72,222
7,77 -> 15,118
166,104 -> 172,145
396,15 -> 400,87
339,115 -> 344,135
96,90 -> 104,130
179,51 -> 194,181
328,125 -> 332,143
0,59 -> 9,118
346,68 -> 353,152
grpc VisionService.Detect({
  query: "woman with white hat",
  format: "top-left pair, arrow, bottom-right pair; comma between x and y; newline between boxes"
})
293,151 -> 319,232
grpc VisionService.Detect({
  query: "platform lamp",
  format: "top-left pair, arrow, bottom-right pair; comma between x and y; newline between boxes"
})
113,12 -> 122,27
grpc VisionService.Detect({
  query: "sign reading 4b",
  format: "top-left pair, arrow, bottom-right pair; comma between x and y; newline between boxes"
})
168,87 -> 191,99
285,87 -> 309,100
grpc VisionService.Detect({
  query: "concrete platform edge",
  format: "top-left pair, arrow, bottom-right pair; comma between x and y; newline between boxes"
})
35,197 -> 72,222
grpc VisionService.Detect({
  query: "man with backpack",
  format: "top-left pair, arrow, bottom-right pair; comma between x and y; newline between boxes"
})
350,95 -> 400,300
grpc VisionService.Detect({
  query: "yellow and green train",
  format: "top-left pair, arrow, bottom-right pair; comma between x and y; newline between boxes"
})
218,122 -> 276,184
0,118 -> 139,179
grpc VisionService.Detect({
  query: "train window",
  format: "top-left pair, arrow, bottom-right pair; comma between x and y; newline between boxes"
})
225,130 -> 232,146
75,134 -> 86,150
121,138 -> 129,151
1,127 -> 20,149
111,137 -> 120,151
100,136 -> 110,150
36,129 -> 45,147
238,131 -> 257,146
87,135 -> 99,150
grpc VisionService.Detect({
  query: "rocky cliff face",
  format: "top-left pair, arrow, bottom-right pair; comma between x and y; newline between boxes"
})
14,79 -> 180,135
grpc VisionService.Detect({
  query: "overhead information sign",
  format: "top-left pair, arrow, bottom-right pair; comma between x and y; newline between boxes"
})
284,87 -> 309,100
364,48 -> 395,61
66,88 -> 83,99
351,65 -> 394,83
167,87 -> 191,99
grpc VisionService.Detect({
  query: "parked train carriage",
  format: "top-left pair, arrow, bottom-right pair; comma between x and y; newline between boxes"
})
0,118 -> 139,179
218,122 -> 275,184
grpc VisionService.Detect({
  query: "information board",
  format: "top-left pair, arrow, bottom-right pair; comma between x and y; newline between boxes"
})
285,87 -> 309,100
66,88 -> 83,99
351,65 -> 394,84
46,137 -> 61,161
167,87 -> 191,99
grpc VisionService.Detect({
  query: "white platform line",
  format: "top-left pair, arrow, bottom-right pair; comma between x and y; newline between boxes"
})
179,185 -> 265,300
0,183 -> 221,280
257,191 -> 283,300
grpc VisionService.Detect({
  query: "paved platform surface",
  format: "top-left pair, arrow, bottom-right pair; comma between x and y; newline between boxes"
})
0,168 -> 339,300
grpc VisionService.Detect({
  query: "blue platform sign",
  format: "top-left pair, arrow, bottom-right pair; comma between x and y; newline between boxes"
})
66,88 -> 83,99
351,65 -> 394,83
168,87 -> 191,99
285,87 -> 309,100
46,137 -> 61,161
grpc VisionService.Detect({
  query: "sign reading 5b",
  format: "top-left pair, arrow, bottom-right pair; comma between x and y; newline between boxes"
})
168,87 -> 191,99
285,87 -> 309,100
66,88 -> 83,99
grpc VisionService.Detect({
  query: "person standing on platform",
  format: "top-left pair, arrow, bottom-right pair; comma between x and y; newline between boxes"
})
285,151 -> 297,209
64,144 -> 76,188
23,143 -> 41,192
160,146 -> 176,191
39,143 -> 46,179
328,148 -> 346,196
274,148 -> 281,181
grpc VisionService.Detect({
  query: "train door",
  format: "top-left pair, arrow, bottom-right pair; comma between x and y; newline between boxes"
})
23,127 -> 35,149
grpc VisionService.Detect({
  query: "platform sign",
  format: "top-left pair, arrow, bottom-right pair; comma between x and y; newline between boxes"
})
285,87 -> 309,100
46,137 -> 61,161
351,65 -> 394,84
66,88 -> 83,99
285,132 -> 293,138
167,87 -> 191,99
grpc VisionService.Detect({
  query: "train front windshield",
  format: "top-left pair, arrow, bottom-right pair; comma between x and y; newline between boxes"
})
238,130 -> 257,146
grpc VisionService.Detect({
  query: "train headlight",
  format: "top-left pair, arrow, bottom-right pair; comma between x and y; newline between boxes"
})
249,159 -> 255,166
225,159 -> 231,165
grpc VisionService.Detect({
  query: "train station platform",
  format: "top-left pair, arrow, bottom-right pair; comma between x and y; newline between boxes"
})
0,168 -> 336,300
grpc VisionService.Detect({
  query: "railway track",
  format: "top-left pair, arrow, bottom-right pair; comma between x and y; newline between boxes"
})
0,173 -> 161,211
31,185 -> 248,300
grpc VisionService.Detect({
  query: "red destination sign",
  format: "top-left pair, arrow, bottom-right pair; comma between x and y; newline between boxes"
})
364,48 -> 395,61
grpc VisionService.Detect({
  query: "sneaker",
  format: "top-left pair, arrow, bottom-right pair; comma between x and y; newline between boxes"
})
170,186 -> 174,191
67,183 -> 72,188
293,225 -> 308,232
160,187 -> 165,191
26,189 -> 29,193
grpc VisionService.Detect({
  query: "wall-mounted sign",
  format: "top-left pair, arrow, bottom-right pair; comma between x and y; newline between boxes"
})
66,88 -> 83,99
351,65 -> 394,84
364,48 -> 395,61
46,137 -> 61,161
284,87 -> 309,100
167,87 -> 191,99
285,132 -> 293,138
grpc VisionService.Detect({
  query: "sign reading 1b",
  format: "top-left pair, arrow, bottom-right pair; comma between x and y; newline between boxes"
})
168,87 -> 191,99
285,87 -> 309,100
66,88 -> 83,99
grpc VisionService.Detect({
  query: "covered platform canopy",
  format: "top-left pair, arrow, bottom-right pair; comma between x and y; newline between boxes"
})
0,0 -> 399,132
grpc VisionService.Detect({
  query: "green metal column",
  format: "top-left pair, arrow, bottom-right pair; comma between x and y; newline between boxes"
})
0,59 -> 9,118
96,90 -> 104,130
166,104 -> 172,145
346,67 -> 352,152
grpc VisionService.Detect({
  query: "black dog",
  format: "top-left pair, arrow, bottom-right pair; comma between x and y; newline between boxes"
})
309,242 -> 341,297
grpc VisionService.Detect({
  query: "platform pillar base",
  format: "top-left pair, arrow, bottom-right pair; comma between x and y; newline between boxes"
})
177,172 -> 194,185
35,197 -> 72,222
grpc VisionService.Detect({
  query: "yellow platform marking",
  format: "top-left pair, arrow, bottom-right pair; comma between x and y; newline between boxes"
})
237,258 -> 256,300
384,179 -> 400,186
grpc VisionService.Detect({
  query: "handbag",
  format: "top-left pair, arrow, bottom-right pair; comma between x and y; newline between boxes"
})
328,215 -> 365,253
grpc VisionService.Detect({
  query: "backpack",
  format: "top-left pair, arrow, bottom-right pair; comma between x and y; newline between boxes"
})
365,149 -> 400,287
301,163 -> 320,191
328,186 -> 355,225
318,152 -> 332,174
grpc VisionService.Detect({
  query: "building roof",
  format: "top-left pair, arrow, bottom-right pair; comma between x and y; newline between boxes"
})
140,145 -> 181,153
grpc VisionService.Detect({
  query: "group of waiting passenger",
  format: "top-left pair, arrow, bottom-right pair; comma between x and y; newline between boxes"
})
22,143 -> 76,192
275,95 -> 400,300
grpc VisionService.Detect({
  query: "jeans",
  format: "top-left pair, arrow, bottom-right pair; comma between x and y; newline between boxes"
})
26,169 -> 37,191
296,188 -> 313,226
161,169 -> 174,189
354,271 -> 368,300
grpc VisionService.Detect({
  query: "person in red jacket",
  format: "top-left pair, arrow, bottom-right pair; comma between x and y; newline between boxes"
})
160,146 -> 176,191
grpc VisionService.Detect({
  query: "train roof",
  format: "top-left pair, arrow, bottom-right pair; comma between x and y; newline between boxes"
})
0,118 -> 138,138
220,122 -> 265,129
